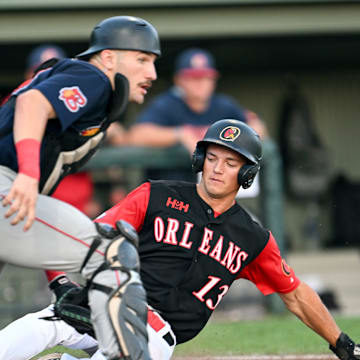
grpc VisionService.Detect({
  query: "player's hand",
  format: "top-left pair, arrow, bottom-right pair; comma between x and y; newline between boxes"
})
2,173 -> 39,231
106,122 -> 128,146
330,333 -> 360,360
49,275 -> 80,301
179,125 -> 208,155
245,111 -> 268,140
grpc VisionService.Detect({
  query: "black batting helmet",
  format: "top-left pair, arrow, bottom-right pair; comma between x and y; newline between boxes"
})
76,16 -> 161,59
192,119 -> 262,189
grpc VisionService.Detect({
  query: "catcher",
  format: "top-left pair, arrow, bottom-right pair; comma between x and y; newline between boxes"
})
0,15 -> 160,360
0,119 -> 359,360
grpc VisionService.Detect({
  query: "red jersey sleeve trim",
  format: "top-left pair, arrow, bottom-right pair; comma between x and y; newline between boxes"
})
94,182 -> 150,232
237,232 -> 300,295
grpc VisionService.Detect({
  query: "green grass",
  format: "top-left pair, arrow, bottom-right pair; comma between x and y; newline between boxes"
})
174,315 -> 360,357
31,347 -> 87,359
32,315 -> 360,359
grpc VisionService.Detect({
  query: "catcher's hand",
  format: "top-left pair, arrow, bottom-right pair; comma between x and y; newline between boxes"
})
49,275 -> 79,301
330,333 -> 360,360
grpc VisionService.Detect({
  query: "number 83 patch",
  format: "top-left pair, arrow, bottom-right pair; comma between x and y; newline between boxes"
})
59,86 -> 88,113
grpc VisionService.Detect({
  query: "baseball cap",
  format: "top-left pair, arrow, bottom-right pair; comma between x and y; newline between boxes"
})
174,48 -> 219,78
26,44 -> 66,71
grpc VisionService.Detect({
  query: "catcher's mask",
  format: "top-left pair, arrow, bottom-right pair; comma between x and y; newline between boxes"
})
76,15 -> 161,59
192,119 -> 262,189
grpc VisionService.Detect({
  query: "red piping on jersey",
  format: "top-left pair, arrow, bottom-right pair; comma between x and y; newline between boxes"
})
35,217 -> 104,256
0,193 -> 104,255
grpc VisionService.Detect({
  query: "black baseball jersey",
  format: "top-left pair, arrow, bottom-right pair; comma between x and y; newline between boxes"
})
96,180 -> 300,344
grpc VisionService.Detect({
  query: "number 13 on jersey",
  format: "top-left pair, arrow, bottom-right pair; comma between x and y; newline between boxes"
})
192,276 -> 229,310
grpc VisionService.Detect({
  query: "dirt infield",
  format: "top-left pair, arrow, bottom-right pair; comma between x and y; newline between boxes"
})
174,356 -> 337,360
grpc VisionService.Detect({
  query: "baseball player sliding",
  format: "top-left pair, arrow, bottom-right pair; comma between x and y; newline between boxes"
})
0,15 -> 161,360
0,119 -> 359,360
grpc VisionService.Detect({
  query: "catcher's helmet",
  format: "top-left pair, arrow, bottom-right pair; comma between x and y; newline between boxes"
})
76,16 -> 161,58
192,119 -> 262,189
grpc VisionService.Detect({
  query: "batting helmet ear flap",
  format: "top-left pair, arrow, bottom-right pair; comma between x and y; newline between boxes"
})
238,163 -> 260,189
192,145 -> 206,173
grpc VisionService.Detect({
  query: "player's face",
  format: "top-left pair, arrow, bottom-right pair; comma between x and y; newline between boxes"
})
200,144 -> 246,200
115,50 -> 157,104
175,75 -> 216,103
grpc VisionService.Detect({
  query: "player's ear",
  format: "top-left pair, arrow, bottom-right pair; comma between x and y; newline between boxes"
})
99,49 -> 117,71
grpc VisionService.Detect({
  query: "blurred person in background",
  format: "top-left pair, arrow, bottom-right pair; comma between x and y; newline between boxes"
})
24,45 -> 67,81
117,47 -> 267,182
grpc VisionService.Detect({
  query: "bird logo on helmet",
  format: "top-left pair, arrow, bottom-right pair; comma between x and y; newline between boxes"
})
220,126 -> 241,142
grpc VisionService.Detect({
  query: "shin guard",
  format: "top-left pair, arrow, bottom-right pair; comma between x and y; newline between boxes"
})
84,220 -> 151,360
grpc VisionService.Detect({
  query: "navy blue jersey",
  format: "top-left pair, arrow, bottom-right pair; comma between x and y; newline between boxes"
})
136,86 -> 248,127
0,58 -> 113,194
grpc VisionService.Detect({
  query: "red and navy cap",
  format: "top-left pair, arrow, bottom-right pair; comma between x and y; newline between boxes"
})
174,48 -> 219,78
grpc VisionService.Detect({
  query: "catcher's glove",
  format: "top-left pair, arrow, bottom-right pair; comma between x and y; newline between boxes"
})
43,284 -> 95,339
330,332 -> 360,360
